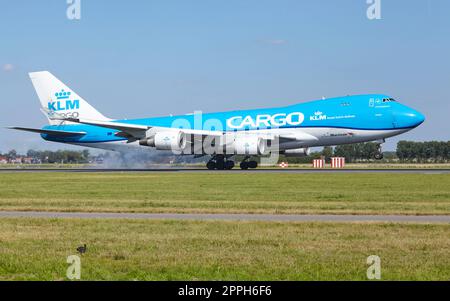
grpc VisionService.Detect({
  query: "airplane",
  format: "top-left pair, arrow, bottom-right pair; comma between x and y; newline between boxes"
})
9,71 -> 425,170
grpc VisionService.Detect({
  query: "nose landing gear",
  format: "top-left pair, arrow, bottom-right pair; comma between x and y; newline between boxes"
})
374,143 -> 384,160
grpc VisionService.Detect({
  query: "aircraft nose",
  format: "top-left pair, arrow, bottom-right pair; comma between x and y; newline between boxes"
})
413,110 -> 425,126
393,107 -> 425,128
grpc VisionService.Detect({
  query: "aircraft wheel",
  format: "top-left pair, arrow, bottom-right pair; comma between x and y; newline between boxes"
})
248,161 -> 258,169
240,162 -> 249,170
374,144 -> 383,160
374,153 -> 384,160
206,161 -> 216,170
215,160 -> 225,170
225,161 -> 235,170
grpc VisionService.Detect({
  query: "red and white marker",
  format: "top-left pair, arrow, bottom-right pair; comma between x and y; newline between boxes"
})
279,162 -> 289,168
331,157 -> 345,168
312,159 -> 325,168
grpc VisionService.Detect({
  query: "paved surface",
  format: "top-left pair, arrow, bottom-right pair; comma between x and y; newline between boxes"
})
0,211 -> 448,223
0,168 -> 449,174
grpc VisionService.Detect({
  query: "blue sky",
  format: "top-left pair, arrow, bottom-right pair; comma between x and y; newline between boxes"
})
0,0 -> 449,153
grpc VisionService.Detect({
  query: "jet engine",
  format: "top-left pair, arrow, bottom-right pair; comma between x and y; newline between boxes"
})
139,131 -> 187,151
283,148 -> 310,157
233,136 -> 266,155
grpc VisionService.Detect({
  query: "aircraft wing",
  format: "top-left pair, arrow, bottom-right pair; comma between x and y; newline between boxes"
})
50,112 -> 223,141
48,112 -> 316,143
7,127 -> 86,137
51,116 -> 150,139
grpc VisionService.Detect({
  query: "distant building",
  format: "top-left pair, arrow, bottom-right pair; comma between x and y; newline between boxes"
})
22,157 -> 33,164
9,158 -> 22,164
31,158 -> 42,164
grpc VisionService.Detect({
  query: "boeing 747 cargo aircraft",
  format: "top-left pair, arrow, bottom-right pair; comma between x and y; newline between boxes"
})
9,71 -> 425,169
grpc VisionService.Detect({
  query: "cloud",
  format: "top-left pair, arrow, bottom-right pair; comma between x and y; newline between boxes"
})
267,39 -> 287,45
3,64 -> 14,72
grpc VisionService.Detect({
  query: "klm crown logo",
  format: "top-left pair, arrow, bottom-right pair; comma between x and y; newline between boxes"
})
55,90 -> 71,100
48,89 -> 80,111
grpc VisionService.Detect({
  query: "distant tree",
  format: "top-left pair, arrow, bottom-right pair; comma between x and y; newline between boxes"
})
334,142 -> 380,162
82,150 -> 90,160
6,149 -> 18,159
24,149 -> 90,164
321,146 -> 333,162
334,144 -> 356,162
396,141 -> 450,163
26,149 -> 39,158
382,151 -> 397,160
279,151 -> 323,164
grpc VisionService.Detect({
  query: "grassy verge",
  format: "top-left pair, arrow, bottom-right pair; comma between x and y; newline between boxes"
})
0,172 -> 449,215
0,218 -> 448,280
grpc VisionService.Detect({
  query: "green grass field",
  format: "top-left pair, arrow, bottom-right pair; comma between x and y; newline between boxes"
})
0,218 -> 448,280
0,172 -> 449,280
0,172 -> 449,215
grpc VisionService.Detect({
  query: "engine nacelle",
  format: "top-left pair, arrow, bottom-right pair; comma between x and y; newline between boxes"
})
283,148 -> 310,157
233,136 -> 266,155
139,131 -> 187,151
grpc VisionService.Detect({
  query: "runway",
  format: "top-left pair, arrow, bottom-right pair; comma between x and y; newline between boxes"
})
0,168 -> 449,174
0,211 -> 449,223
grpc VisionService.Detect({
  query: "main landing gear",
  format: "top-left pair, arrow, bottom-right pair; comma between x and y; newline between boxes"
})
206,155 -> 235,170
206,155 -> 258,170
239,156 -> 258,170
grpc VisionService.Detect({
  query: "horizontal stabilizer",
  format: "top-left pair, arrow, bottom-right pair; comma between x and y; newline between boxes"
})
7,127 -> 86,137
49,114 -> 150,139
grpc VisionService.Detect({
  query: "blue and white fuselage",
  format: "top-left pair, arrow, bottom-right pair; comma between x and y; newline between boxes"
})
11,72 -> 425,169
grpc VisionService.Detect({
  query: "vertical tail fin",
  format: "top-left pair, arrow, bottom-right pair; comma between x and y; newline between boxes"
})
29,71 -> 109,125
